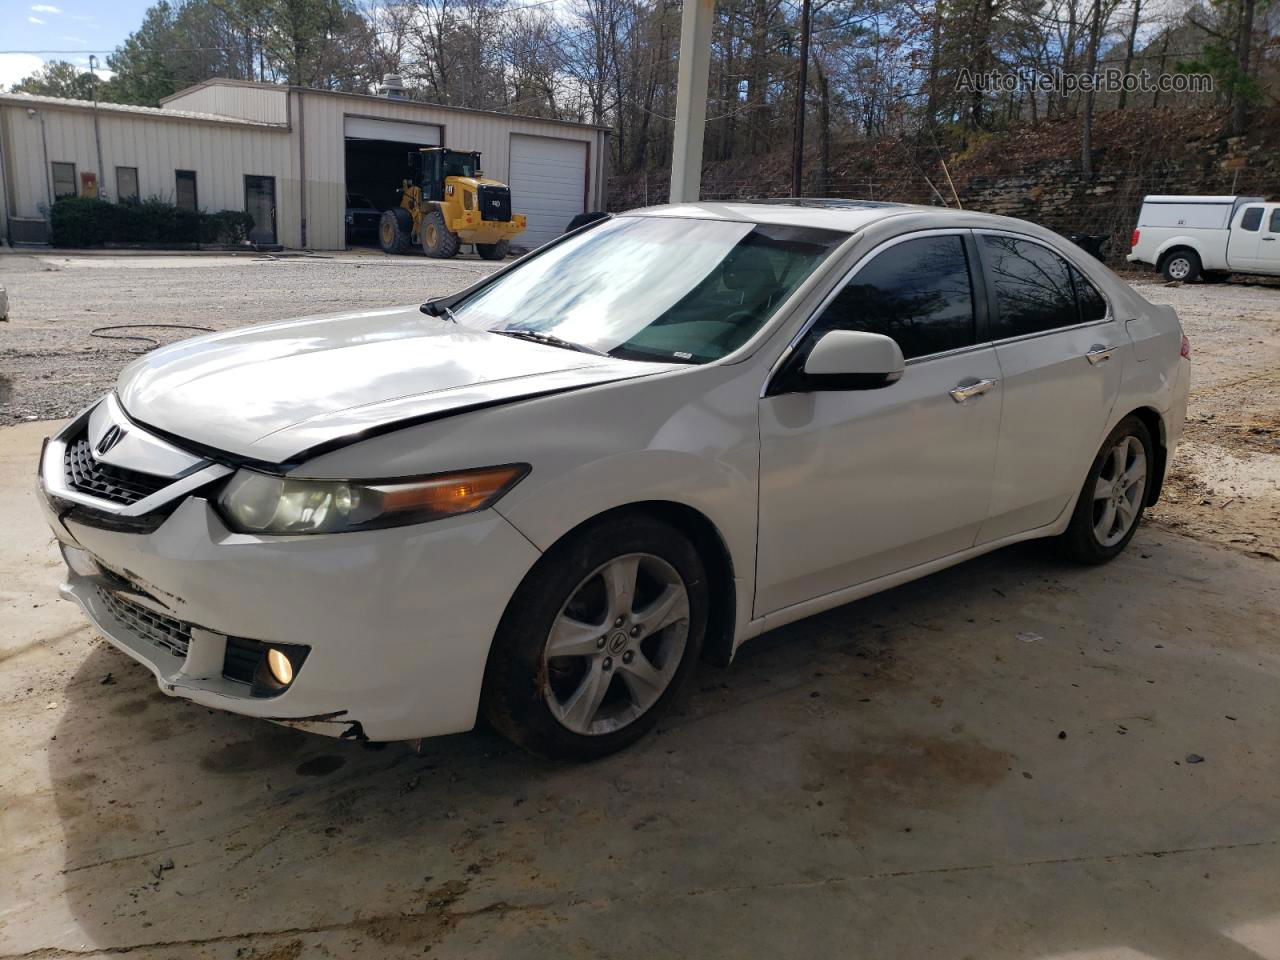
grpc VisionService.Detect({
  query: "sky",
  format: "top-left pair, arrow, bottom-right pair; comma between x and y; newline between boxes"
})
0,0 -> 150,88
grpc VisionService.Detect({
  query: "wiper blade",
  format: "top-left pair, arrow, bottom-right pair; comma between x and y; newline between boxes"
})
494,329 -> 609,357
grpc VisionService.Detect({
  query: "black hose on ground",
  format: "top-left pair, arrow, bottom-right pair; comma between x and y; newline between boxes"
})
89,324 -> 214,354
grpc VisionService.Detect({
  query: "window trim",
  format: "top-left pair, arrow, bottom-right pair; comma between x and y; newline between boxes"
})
51,161 -> 77,199
972,228 -> 1114,347
763,228 -> 989,396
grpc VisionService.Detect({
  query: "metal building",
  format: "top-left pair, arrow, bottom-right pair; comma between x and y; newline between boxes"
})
0,79 -> 610,250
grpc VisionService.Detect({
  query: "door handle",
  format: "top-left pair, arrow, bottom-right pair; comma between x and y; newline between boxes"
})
1086,344 -> 1115,365
949,378 -> 998,403
1263,237 -> 1276,242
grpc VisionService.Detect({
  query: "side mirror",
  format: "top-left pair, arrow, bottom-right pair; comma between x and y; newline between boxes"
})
801,330 -> 904,390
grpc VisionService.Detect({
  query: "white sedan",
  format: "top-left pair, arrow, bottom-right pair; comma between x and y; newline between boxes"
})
38,201 -> 1190,760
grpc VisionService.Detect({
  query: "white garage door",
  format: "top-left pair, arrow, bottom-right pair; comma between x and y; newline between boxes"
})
509,134 -> 587,248
343,116 -> 440,144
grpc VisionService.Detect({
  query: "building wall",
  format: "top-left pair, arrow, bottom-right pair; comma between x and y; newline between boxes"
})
0,101 -> 297,245
292,89 -> 607,250
164,83 -> 290,126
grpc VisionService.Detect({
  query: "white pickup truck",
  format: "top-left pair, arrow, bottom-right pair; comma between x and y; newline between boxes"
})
1128,194 -> 1280,282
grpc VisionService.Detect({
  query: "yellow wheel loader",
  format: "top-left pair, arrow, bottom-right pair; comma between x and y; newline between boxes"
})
379,147 -> 527,260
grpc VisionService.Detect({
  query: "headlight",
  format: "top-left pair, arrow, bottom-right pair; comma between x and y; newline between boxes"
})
217,464 -> 529,535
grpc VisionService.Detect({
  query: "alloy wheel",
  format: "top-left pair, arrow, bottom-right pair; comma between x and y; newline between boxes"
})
1092,434 -> 1147,547
542,553 -> 690,736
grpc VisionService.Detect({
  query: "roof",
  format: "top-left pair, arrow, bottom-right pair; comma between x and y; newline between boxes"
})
626,200 -> 940,232
0,91 -> 287,129
162,78 -> 612,132
1142,195 -> 1264,204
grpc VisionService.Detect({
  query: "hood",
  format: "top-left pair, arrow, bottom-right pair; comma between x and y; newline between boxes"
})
116,305 -> 671,464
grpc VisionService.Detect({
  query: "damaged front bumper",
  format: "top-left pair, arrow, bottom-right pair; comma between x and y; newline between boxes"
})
38,403 -> 543,742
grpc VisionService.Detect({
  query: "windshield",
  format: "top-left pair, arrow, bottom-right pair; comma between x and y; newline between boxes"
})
452,216 -> 846,364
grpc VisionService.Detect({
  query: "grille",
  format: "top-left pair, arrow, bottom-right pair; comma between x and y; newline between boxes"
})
223,636 -> 266,684
65,436 -> 170,506
477,184 -> 512,223
97,588 -> 191,658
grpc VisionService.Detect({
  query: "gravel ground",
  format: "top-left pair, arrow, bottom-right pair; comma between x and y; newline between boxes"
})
0,250 -> 501,424
1,250 -> 1276,560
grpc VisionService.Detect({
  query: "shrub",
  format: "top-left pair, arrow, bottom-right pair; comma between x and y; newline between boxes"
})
49,196 -> 256,248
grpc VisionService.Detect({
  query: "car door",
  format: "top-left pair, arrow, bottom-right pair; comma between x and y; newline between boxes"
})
755,231 -> 1002,616
974,233 -> 1124,544
1259,207 -> 1280,274
1226,204 -> 1265,270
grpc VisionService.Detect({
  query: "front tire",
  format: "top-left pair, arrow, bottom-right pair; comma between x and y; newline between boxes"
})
379,208 -> 412,255
481,514 -> 707,761
1058,416 -> 1153,564
1160,249 -> 1201,283
475,239 -> 510,261
421,207 -> 460,259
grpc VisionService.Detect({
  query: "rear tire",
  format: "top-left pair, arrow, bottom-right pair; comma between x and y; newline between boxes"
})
1160,249 -> 1201,283
481,514 -> 707,761
1058,415 -> 1154,564
421,207 -> 460,259
475,239 -> 510,261
379,208 -> 412,255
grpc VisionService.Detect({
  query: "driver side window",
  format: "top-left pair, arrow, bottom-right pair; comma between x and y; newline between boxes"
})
807,235 -> 977,361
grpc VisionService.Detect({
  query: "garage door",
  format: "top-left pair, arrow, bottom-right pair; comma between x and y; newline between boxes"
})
509,134 -> 587,248
343,116 -> 440,144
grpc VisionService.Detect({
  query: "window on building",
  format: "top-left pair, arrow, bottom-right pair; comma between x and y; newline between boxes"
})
808,235 -> 976,361
982,235 -> 1079,339
1240,207 -> 1263,232
51,162 -> 77,199
175,170 -> 198,211
116,166 -> 139,203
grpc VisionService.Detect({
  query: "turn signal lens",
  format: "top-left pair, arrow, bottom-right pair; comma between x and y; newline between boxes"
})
218,464 -> 529,535
1131,229 -> 1140,249
266,648 -> 294,685
1180,334 -> 1191,359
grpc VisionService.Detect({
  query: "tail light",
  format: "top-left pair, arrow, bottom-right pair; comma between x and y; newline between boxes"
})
1131,229 -> 1141,248
1180,334 -> 1191,359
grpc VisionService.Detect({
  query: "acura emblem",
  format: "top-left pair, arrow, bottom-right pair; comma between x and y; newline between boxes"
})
96,425 -> 126,455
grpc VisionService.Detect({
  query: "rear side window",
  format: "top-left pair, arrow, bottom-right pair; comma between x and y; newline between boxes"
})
1240,207 -> 1263,231
981,236 -> 1078,339
808,235 -> 975,360
1071,267 -> 1108,323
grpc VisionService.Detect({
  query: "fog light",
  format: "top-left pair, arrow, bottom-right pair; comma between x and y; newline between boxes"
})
267,648 -> 294,685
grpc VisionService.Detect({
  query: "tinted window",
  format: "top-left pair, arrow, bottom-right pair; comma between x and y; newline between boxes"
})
807,235 -> 975,360
51,162 -> 76,198
175,170 -> 198,211
1269,209 -> 1280,233
1240,207 -> 1262,231
982,236 -> 1078,338
1072,267 -> 1108,323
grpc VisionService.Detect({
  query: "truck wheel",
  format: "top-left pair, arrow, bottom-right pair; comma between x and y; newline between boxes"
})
421,208 -> 460,259
1160,249 -> 1201,283
379,209 -> 412,255
476,239 -> 510,261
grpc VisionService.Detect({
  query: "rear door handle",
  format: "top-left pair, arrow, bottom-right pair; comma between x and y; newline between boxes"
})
1086,344 -> 1115,365
949,378 -> 998,403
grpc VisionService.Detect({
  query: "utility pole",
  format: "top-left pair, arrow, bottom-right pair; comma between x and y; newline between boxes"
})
669,0 -> 714,203
790,0 -> 811,198
89,54 -> 105,199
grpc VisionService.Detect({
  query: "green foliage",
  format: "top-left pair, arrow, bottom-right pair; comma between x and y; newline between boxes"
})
8,60 -> 100,99
49,196 -> 256,248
